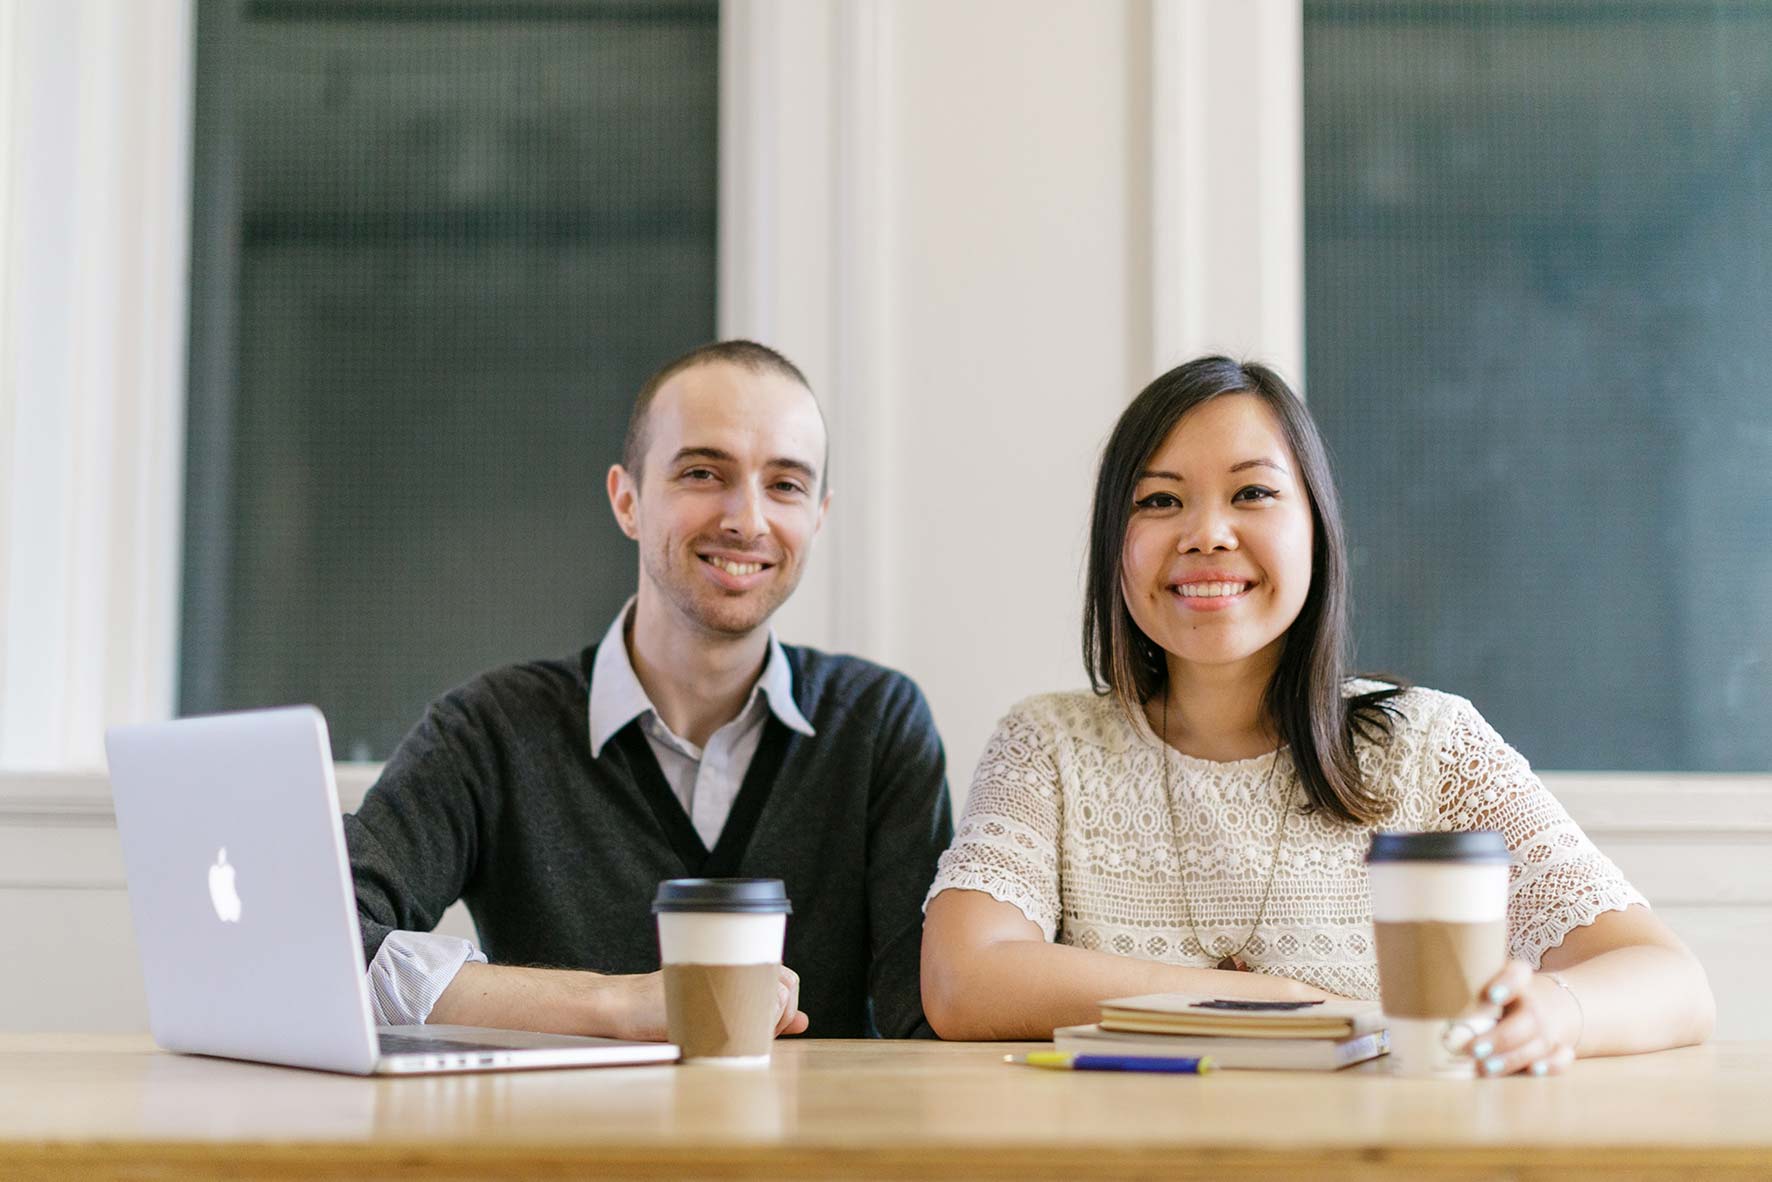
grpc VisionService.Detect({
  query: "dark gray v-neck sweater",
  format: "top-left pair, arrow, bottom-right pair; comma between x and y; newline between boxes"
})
343,643 -> 952,1038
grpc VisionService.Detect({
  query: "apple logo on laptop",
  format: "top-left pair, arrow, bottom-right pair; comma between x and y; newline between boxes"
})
208,847 -> 242,923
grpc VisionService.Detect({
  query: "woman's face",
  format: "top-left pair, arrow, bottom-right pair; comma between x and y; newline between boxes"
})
1120,393 -> 1315,682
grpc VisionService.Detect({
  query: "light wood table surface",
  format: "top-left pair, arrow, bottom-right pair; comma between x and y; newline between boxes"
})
2,1034 -> 1770,1180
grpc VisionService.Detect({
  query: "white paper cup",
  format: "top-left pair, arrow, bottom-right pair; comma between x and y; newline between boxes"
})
1366,832 -> 1511,1080
652,878 -> 791,1066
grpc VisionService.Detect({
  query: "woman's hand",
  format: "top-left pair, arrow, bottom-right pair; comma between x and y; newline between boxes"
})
1467,959 -> 1582,1077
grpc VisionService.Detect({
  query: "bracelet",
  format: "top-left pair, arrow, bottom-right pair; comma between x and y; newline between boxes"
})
1543,971 -> 1585,1054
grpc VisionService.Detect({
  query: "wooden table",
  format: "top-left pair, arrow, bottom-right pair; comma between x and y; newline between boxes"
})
3,1035 -> 1770,1180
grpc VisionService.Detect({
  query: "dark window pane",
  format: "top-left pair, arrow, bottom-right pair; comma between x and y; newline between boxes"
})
182,0 -> 718,759
1305,0 -> 1772,770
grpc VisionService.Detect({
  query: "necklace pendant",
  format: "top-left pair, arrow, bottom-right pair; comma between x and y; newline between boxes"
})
1216,953 -> 1251,973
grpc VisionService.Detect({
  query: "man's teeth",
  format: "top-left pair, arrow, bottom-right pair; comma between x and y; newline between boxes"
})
1178,581 -> 1248,598
707,557 -> 765,577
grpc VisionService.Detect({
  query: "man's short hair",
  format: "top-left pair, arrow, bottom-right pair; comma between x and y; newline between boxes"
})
621,340 -> 820,486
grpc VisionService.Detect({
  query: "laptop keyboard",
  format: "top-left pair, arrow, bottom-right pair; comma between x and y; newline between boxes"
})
378,1032 -> 514,1056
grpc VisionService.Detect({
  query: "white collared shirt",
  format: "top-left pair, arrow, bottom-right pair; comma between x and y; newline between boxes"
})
365,600 -> 814,1025
588,599 -> 815,850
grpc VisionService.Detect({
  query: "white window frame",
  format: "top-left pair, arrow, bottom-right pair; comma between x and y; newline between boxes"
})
0,0 -> 1764,816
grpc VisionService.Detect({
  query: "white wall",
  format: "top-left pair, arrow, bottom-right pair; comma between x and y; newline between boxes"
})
729,0 -> 1306,791
864,0 -> 1148,793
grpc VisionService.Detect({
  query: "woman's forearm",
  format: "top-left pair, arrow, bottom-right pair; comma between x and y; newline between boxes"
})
923,938 -> 1335,1040
1545,944 -> 1715,1057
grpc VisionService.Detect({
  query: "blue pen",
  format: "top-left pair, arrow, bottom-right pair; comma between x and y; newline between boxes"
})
1005,1051 -> 1214,1074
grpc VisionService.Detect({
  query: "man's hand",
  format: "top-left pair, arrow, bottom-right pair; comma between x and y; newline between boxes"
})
773,964 -> 810,1035
597,965 -> 809,1040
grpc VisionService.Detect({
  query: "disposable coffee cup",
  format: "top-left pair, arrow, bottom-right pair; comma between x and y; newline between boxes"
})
1366,830 -> 1510,1079
652,878 -> 792,1066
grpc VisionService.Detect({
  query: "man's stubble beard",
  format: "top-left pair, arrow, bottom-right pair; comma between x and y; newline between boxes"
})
641,536 -> 800,639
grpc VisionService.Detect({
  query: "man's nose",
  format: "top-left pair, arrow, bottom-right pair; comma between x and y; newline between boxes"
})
720,482 -> 769,539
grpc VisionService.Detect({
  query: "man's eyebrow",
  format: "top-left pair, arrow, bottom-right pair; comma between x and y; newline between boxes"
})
670,446 -> 735,466
768,457 -> 820,481
670,447 -> 820,481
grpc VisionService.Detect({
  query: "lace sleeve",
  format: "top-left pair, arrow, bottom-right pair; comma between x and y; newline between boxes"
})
1432,697 -> 1648,967
925,701 -> 1063,941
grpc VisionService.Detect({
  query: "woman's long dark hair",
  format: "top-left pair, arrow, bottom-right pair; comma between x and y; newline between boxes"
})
1082,356 -> 1404,825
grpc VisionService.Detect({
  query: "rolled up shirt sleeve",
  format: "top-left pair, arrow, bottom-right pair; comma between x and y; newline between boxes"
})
368,929 -> 489,1026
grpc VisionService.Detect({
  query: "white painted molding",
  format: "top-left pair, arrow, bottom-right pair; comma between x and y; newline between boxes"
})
9,767 -> 1766,836
717,0 -> 782,352
720,0 -> 830,652
0,0 -> 193,772
717,0 -> 893,659
1543,774 -> 1772,837
1149,0 -> 1304,385
0,766 -> 385,835
0,0 -> 17,728
825,0 -> 895,660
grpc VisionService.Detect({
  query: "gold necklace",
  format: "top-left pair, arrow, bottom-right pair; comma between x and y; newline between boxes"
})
1158,692 -> 1292,973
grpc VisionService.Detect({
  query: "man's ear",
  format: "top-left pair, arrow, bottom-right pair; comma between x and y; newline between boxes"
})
607,464 -> 641,540
812,487 -> 832,540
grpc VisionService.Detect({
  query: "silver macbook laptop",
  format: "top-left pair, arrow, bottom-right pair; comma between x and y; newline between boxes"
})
105,705 -> 680,1075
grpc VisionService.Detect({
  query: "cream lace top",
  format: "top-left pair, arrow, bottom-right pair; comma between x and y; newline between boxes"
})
926,682 -> 1647,999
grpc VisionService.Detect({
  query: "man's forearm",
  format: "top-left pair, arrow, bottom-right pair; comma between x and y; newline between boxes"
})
426,962 -> 666,1041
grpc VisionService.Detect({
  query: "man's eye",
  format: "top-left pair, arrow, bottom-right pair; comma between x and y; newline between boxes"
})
1234,485 -> 1278,503
1134,492 -> 1180,510
773,481 -> 806,495
682,468 -> 717,481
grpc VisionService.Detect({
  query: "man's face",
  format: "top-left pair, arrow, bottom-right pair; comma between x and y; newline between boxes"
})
607,362 -> 830,640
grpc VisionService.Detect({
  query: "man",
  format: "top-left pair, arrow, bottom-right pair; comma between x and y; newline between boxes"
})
344,340 -> 952,1040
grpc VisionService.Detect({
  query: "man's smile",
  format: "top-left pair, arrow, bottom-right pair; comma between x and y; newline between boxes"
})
697,550 -> 778,589
703,555 -> 769,576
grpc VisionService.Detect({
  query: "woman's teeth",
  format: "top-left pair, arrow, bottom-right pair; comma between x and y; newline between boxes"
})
1178,581 -> 1247,598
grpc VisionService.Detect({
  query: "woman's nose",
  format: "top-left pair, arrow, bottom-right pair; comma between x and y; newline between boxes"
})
1176,505 -> 1235,553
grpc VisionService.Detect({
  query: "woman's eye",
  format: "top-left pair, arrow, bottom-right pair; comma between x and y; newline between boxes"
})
1234,485 -> 1278,503
1134,492 -> 1181,510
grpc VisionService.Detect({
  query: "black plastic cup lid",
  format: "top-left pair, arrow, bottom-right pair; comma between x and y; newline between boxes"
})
652,878 -> 793,915
1365,830 -> 1510,865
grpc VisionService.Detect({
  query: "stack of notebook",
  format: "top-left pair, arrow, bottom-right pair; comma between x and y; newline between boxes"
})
1055,994 -> 1388,1071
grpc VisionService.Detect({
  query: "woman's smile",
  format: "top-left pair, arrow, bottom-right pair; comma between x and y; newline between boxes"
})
1169,572 -> 1259,612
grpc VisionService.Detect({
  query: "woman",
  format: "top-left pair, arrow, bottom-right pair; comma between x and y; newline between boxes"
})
921,357 -> 1713,1074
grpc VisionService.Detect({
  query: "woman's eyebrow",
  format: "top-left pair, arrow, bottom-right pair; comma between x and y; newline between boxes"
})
1135,458 -> 1290,482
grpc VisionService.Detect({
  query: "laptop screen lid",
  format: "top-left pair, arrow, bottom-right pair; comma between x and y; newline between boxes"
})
106,707 -> 381,1074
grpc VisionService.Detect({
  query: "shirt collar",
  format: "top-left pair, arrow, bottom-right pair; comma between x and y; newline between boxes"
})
588,599 -> 815,757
